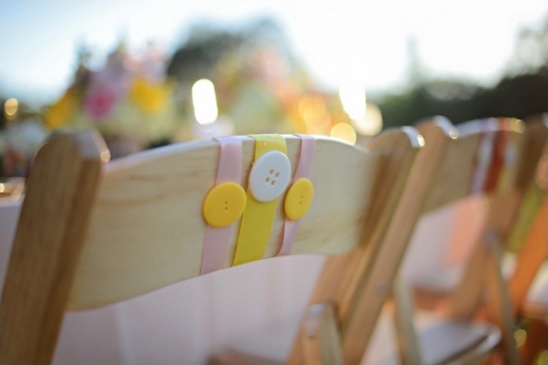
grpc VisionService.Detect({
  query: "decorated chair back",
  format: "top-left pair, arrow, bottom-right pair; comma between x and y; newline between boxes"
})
0,129 -> 423,365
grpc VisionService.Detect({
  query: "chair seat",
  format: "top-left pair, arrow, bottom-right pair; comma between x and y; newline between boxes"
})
415,312 -> 500,365
407,252 -> 518,310
210,309 -> 500,365
368,311 -> 500,365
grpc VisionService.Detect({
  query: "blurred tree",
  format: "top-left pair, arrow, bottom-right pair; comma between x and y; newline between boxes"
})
507,17 -> 548,75
166,18 -> 316,135
0,99 -> 7,130
486,69 -> 548,119
167,25 -> 242,84
378,80 -> 489,128
166,18 -> 299,94
378,16 -> 548,127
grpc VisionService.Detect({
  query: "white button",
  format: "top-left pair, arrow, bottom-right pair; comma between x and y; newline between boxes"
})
249,151 -> 291,202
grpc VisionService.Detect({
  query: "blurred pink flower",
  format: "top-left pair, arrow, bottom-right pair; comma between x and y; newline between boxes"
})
92,67 -> 133,98
83,86 -> 117,120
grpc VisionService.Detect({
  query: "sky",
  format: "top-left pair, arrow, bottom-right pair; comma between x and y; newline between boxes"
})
1,0 -> 547,106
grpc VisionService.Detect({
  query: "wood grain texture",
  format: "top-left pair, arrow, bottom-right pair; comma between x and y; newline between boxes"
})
0,132 -> 106,365
69,134 -> 395,309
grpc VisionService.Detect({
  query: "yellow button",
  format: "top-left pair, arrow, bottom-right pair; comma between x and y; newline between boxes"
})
203,182 -> 247,228
284,178 -> 314,221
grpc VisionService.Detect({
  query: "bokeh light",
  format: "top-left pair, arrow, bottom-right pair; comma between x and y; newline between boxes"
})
4,98 -> 19,118
330,122 -> 356,144
339,83 -> 366,121
192,79 -> 218,125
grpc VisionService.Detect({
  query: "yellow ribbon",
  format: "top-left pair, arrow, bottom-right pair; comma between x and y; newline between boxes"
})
232,135 -> 287,265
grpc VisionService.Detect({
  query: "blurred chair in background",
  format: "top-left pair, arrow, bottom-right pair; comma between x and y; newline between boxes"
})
400,116 -> 548,365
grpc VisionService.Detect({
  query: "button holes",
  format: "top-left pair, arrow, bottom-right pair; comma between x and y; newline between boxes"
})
275,172 -> 280,178
271,180 -> 276,186
265,177 -> 271,183
269,169 -> 275,174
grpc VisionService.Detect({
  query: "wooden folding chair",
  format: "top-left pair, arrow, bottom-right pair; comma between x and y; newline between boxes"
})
334,117 -> 518,365
505,114 -> 548,364
296,117 -> 521,365
0,128 -> 422,365
440,115 -> 548,364
397,116 -> 547,365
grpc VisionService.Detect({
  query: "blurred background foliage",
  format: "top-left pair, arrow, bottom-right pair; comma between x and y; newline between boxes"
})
1,13 -> 547,177
157,15 -> 548,130
377,16 -> 548,127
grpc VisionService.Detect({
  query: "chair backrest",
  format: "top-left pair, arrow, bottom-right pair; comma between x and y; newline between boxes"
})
402,116 -> 530,298
489,114 -> 548,364
506,114 -> 548,315
387,116 -> 545,365
0,129 -> 422,365
447,116 -> 547,361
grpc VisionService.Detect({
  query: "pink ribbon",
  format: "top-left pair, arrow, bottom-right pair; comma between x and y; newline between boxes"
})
277,135 -> 315,256
200,136 -> 243,274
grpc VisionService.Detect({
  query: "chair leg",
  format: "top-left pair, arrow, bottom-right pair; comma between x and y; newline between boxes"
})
519,320 -> 548,365
288,302 -> 343,365
484,233 -> 520,365
0,132 -> 105,365
392,275 -> 424,365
